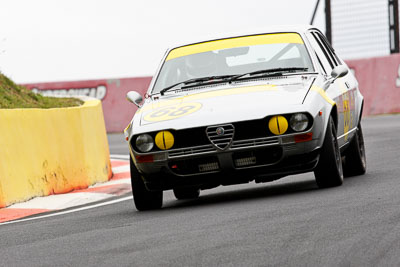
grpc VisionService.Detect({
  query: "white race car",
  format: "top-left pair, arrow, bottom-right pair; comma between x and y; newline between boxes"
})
125,25 -> 366,211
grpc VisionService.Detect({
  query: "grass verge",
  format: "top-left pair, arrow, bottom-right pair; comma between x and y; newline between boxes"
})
0,74 -> 83,108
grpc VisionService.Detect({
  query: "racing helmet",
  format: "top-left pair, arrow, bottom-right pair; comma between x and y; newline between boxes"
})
184,51 -> 217,77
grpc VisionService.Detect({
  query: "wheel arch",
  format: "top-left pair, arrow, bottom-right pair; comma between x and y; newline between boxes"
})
358,99 -> 364,123
330,104 -> 339,130
317,103 -> 339,151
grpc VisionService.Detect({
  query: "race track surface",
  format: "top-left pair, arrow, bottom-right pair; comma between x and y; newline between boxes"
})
1,114 -> 399,266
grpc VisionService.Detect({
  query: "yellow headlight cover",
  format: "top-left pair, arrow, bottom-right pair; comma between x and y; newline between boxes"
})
269,116 -> 288,135
155,131 -> 175,150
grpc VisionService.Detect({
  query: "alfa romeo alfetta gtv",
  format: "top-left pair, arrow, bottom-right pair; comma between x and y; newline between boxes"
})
124,25 -> 366,211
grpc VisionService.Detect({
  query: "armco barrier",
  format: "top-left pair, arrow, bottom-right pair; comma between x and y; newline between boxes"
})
0,99 -> 112,208
346,54 -> 400,116
23,77 -> 152,133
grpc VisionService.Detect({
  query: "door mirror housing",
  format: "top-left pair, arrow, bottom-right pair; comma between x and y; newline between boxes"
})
331,65 -> 348,80
323,65 -> 349,90
126,91 -> 143,108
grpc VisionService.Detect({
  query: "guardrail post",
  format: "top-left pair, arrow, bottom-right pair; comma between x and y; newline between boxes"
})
389,0 -> 400,53
325,0 -> 332,44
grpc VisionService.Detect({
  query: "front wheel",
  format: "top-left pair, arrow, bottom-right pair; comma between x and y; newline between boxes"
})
314,116 -> 344,188
343,123 -> 367,177
130,156 -> 163,211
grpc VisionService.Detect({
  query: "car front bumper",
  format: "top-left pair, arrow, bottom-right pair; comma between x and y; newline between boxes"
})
130,134 -> 321,191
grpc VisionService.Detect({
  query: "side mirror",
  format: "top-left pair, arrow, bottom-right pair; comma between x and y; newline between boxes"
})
331,65 -> 348,80
126,91 -> 143,108
323,65 -> 349,90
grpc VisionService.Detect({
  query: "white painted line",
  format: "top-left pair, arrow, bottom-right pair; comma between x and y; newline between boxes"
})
0,196 -> 133,226
0,158 -> 132,225
112,165 -> 130,174
7,192 -> 113,210
110,154 -> 129,160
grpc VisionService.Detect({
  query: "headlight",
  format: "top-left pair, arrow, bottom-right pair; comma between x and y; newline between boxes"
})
290,113 -> 309,132
268,115 -> 288,135
155,131 -> 175,150
136,134 -> 154,152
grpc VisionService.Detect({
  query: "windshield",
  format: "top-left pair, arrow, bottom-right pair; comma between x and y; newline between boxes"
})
152,33 -> 314,94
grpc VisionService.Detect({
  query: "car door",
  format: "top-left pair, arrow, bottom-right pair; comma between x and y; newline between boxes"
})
306,30 -> 356,148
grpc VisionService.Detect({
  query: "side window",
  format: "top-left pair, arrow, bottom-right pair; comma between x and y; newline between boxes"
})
314,52 -> 327,74
314,32 -> 342,66
307,32 -> 333,75
311,32 -> 337,68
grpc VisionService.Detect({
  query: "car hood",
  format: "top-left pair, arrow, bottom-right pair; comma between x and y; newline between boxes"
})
135,76 -> 314,132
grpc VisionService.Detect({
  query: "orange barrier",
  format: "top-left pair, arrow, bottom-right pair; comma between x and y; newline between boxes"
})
0,99 -> 112,208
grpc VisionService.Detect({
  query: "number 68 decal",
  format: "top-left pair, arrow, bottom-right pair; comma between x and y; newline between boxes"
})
143,102 -> 202,122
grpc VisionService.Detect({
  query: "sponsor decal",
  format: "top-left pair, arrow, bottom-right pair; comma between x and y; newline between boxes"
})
343,97 -> 350,141
31,85 -> 107,100
143,102 -> 202,122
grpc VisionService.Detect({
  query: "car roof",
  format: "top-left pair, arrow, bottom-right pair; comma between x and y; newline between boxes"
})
167,24 -> 318,51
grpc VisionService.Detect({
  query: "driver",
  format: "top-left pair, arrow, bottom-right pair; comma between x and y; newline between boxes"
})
184,51 -> 217,78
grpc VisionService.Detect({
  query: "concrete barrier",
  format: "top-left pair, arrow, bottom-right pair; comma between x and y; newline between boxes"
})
347,54 -> 400,116
0,99 -> 112,208
23,77 -> 152,133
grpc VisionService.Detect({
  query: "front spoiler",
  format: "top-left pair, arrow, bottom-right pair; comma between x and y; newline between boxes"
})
141,149 -> 320,191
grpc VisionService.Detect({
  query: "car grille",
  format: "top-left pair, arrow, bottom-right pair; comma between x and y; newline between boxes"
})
132,118 -> 286,155
167,137 -> 280,159
168,144 -> 216,158
206,124 -> 235,150
231,137 -> 279,149
166,123 -> 280,159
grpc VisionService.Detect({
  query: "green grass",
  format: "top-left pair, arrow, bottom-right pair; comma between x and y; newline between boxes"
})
0,74 -> 83,109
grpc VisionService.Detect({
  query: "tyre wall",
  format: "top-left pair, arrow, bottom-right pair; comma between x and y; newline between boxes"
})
0,99 -> 112,208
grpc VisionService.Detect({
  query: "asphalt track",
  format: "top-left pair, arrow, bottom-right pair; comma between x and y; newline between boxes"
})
1,114 -> 400,266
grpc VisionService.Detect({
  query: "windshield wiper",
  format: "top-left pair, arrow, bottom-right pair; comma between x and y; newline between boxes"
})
159,75 -> 235,95
229,67 -> 309,82
158,68 -> 308,95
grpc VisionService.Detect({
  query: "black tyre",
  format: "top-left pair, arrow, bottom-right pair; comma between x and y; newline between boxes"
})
173,187 -> 200,200
314,116 -> 344,188
343,123 -> 366,177
130,156 -> 163,211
